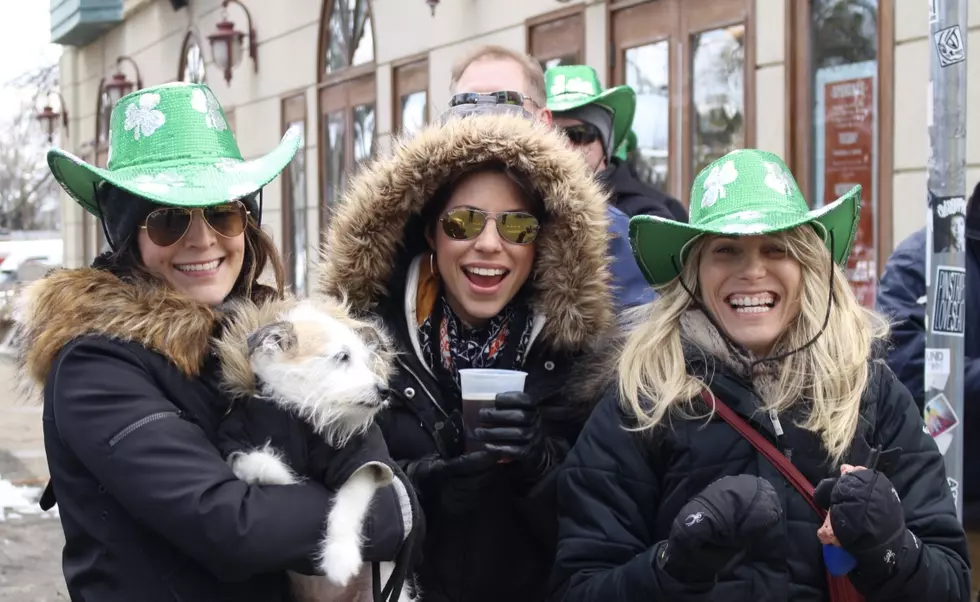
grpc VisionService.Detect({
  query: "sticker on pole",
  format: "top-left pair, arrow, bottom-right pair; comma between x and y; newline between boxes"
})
932,266 -> 966,337
935,25 -> 966,67
929,194 -> 967,253
925,347 -> 952,391
929,0 -> 939,23
924,392 -> 960,439
948,477 -> 959,509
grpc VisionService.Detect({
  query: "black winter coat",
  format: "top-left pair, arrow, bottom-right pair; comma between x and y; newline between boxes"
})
21,268 -> 407,602
600,158 -> 688,222
317,115 -> 616,602
550,313 -> 970,602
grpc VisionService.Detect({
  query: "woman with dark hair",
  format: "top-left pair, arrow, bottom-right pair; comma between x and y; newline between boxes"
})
318,109 -> 616,602
19,82 -> 407,602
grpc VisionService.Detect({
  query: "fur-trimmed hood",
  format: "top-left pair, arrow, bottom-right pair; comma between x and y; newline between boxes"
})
317,113 -> 614,352
17,268 -> 216,388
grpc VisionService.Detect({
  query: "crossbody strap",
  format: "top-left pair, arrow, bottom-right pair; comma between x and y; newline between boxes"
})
701,390 -> 824,518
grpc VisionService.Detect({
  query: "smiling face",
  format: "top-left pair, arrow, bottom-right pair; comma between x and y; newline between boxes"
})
138,208 -> 245,306
427,170 -> 537,326
698,234 -> 802,356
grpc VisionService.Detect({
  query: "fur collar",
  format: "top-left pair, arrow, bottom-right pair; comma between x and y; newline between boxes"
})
17,268 -> 216,388
316,113 -> 614,353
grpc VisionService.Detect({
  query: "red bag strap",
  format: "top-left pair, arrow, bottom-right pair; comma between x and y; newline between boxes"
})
701,389 -> 865,602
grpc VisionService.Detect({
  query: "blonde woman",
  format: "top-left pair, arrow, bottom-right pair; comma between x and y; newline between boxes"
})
549,149 -> 970,601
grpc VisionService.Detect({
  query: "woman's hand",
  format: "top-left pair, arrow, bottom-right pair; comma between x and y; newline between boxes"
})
474,392 -> 552,479
822,465 -> 914,580
656,474 -> 782,585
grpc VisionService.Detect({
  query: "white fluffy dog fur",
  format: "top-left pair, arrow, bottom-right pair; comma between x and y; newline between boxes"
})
217,299 -> 417,602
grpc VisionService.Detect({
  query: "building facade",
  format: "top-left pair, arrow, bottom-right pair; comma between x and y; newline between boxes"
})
49,0 -> 980,303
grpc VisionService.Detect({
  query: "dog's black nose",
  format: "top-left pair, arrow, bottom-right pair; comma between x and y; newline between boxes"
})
376,383 -> 390,399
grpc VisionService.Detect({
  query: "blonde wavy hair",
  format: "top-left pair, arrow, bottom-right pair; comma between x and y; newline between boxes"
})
618,225 -> 890,464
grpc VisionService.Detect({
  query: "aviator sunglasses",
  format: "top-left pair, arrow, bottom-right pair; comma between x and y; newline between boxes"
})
558,123 -> 602,146
140,200 -> 251,247
440,207 -> 540,245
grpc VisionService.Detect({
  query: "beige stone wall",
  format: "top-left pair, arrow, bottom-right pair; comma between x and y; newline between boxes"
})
891,0 -> 980,250
754,0 -> 787,160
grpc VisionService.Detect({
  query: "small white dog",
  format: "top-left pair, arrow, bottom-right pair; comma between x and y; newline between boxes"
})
215,298 -> 420,602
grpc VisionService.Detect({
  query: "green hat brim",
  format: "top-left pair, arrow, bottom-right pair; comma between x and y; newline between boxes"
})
48,127 -> 302,218
549,85 -> 636,151
629,185 -> 861,287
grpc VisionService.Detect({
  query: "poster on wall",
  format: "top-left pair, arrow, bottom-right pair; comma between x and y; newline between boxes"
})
814,61 -> 878,309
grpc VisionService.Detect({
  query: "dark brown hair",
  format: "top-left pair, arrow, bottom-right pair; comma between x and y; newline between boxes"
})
96,186 -> 284,304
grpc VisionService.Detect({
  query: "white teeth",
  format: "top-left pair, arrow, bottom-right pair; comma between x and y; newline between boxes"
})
734,305 -> 772,314
465,267 -> 507,277
728,293 -> 775,307
175,259 -> 220,272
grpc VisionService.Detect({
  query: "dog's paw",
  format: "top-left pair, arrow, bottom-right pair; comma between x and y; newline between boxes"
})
229,445 -> 298,485
320,535 -> 363,587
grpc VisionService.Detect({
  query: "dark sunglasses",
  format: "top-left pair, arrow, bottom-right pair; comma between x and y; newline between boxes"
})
449,91 -> 540,108
140,200 -> 250,247
440,207 -> 540,245
559,123 -> 602,146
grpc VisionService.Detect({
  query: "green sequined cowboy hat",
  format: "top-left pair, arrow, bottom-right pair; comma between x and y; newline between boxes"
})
614,130 -> 637,161
629,149 -> 861,287
47,81 -> 301,217
544,65 -> 636,151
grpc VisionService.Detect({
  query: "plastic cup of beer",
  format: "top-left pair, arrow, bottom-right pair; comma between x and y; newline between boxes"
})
459,369 -> 528,453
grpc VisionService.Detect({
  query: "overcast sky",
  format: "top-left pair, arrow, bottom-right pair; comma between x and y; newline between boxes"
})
0,0 -> 63,122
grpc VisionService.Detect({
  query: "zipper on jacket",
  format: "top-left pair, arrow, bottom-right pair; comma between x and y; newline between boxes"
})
109,411 -> 181,448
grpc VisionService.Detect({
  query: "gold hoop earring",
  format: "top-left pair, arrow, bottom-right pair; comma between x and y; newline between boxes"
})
429,252 -> 436,275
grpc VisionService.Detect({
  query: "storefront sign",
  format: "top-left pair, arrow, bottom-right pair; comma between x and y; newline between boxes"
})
815,62 -> 878,308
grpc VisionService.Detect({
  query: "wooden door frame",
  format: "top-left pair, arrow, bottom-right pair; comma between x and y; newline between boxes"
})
281,91 -> 307,291
526,4 -> 586,65
786,0 -> 894,270
392,54 -> 429,134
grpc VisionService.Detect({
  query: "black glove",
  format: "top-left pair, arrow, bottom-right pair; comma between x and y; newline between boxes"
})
403,451 -> 499,515
473,391 -> 553,480
656,475 -> 782,585
824,469 -> 917,581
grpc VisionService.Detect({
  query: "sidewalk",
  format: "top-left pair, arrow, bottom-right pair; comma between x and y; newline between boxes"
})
0,356 -> 47,484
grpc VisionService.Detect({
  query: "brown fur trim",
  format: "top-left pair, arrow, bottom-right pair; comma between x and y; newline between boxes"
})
316,113 -> 613,352
214,296 -> 396,399
17,268 -> 216,391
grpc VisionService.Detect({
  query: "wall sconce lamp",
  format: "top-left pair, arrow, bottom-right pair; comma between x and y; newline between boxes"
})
208,0 -> 258,85
35,91 -> 69,143
426,0 -> 439,15
104,56 -> 144,107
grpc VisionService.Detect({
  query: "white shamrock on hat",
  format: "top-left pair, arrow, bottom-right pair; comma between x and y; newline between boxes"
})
191,88 -> 228,131
764,162 -> 797,196
134,173 -> 185,195
124,93 -> 166,140
215,158 -> 250,173
720,222 -> 767,235
701,160 -> 738,208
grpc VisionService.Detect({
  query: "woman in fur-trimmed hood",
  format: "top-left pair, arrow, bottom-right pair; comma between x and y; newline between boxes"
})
17,82 -> 408,602
318,109 -> 615,602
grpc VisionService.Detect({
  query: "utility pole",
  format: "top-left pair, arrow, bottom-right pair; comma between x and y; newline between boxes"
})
925,0 -> 968,521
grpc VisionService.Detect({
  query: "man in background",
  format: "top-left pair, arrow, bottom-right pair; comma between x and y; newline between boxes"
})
450,45 -> 654,309
545,64 -> 687,222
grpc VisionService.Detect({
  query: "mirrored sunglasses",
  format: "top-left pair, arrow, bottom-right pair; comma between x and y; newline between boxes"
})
440,207 -> 540,245
141,200 -> 250,247
449,91 -> 539,108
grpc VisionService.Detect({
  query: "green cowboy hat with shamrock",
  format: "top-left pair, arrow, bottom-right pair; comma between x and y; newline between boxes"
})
47,81 -> 301,218
544,65 -> 636,153
629,149 -> 861,286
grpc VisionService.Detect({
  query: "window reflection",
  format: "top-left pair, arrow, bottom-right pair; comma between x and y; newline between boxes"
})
625,41 -> 669,192
691,25 -> 745,176
353,103 -> 375,165
325,111 -> 346,206
326,0 -> 374,74
401,91 -> 427,135
286,122 -> 307,294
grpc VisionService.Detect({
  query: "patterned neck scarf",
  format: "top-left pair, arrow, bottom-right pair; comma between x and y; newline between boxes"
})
419,294 -> 534,396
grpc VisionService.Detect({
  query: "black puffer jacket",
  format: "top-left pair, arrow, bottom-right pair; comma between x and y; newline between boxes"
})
550,311 -> 970,602
318,114 -> 616,602
19,268 -> 407,602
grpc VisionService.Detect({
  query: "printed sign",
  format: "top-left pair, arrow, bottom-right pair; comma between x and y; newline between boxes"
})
924,347 -> 952,391
935,25 -> 966,67
815,65 -> 877,308
932,266 -> 966,336
924,392 -> 960,438
929,193 -> 967,253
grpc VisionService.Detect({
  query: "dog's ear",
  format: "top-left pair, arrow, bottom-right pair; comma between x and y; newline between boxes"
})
247,321 -> 297,357
355,320 -> 392,354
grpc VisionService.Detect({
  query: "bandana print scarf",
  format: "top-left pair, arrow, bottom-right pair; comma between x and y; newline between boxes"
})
419,294 -> 534,395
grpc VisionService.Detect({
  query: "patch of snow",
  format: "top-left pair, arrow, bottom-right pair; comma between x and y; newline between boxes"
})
0,475 -> 58,522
